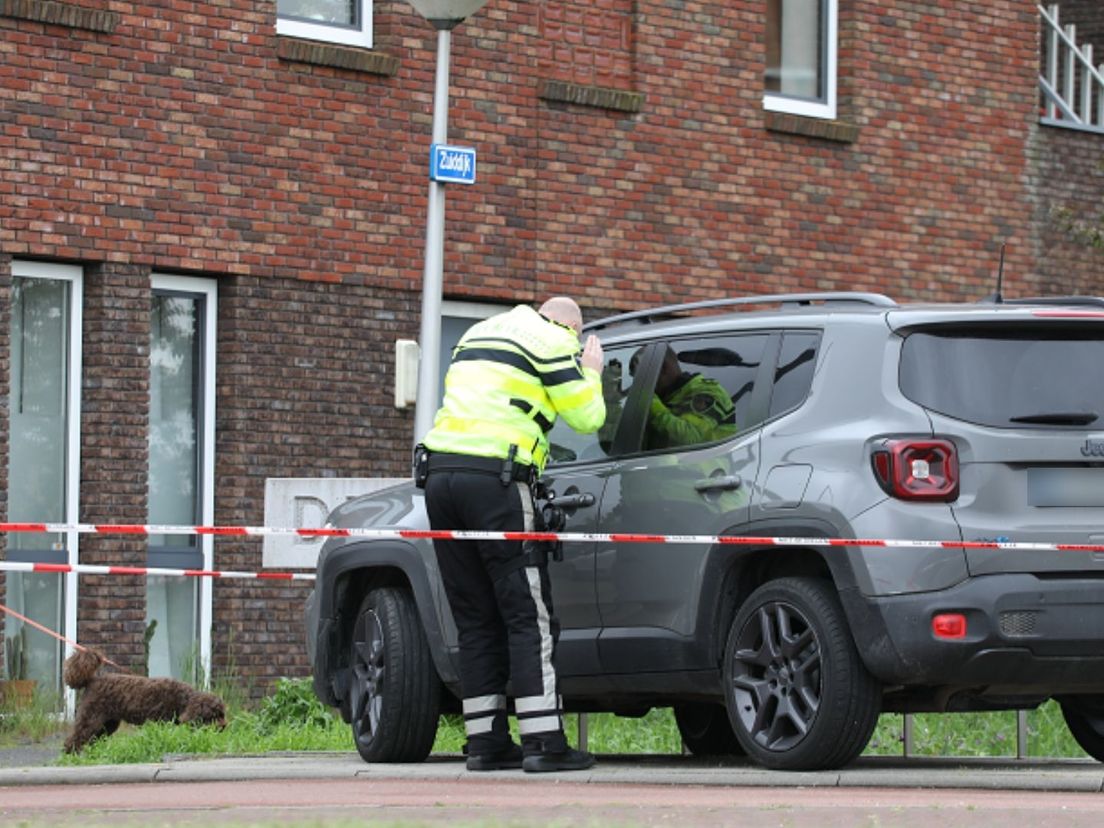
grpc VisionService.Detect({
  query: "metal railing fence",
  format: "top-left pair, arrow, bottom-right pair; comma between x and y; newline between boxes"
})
1040,4 -> 1104,134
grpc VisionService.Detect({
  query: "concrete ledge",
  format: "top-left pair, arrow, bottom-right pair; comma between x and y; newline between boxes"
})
0,0 -> 118,32
539,81 -> 644,114
277,37 -> 399,77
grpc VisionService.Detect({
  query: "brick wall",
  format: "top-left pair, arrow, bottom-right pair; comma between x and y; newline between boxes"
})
1033,1 -> 1104,292
1028,125 -> 1104,294
77,263 -> 151,668
1,1 -> 1101,691
1057,0 -> 1104,52
0,1 -> 1075,305
210,275 -> 418,683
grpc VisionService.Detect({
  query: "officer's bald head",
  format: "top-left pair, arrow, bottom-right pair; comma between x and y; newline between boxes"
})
539,297 -> 583,336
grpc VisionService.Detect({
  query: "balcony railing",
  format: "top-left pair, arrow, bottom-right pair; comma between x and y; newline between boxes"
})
1039,4 -> 1104,134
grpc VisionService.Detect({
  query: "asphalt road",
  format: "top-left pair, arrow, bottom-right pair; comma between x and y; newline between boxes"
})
2,753 -> 1104,826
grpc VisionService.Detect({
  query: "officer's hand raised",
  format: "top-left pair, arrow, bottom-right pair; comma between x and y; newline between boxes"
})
581,335 -> 603,372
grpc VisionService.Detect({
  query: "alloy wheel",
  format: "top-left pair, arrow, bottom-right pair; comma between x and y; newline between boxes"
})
729,601 -> 821,751
351,609 -> 385,747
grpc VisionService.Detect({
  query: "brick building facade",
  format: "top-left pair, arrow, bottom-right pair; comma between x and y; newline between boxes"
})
1,1 -> 1101,696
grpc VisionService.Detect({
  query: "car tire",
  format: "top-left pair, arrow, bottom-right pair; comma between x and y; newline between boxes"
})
1060,697 -> 1104,762
723,577 -> 880,770
348,586 -> 441,763
673,702 -> 746,756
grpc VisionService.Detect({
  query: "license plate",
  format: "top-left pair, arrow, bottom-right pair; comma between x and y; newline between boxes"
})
1028,468 -> 1104,507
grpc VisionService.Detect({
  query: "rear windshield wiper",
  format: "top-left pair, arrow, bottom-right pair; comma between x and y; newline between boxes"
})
1009,412 -> 1099,426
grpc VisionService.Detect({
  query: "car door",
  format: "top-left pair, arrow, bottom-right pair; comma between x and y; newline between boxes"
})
594,333 -> 773,674
540,343 -> 644,676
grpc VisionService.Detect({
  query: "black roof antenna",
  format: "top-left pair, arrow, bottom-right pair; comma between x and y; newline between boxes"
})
985,243 -> 1006,304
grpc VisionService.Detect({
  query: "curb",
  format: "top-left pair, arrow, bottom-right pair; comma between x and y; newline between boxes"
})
0,753 -> 1102,792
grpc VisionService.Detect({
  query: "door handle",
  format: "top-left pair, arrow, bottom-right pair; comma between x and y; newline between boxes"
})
549,492 -> 596,510
693,475 -> 743,493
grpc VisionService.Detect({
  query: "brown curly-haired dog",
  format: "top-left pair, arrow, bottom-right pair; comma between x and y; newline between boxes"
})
63,647 -> 226,753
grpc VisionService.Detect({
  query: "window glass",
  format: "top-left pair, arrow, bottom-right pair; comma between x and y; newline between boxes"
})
148,290 -> 206,680
899,327 -> 1104,429
769,331 -> 820,418
640,335 -> 769,452
764,0 -> 836,118
547,345 -> 638,465
149,294 -> 201,550
5,274 -> 74,693
279,0 -> 358,27
8,278 -> 68,543
277,0 -> 371,48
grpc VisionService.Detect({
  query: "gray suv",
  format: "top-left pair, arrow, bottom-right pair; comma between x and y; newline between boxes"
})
305,292 -> 1104,770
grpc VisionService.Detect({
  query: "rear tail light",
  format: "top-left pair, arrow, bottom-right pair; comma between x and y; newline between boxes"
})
871,438 -> 959,501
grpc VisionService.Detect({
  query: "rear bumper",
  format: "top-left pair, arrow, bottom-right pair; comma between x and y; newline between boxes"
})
846,574 -> 1104,692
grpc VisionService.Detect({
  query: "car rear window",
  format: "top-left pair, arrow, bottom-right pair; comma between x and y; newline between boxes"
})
899,326 -> 1104,428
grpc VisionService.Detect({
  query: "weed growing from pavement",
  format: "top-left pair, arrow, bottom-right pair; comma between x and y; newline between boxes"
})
10,675 -> 1085,765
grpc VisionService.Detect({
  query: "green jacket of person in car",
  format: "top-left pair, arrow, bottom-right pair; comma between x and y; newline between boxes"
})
645,350 -> 737,450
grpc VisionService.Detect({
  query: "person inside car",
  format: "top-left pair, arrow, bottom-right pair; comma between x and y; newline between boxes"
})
634,346 -> 737,450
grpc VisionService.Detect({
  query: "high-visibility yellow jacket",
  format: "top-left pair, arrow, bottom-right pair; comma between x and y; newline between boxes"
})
423,305 -> 605,471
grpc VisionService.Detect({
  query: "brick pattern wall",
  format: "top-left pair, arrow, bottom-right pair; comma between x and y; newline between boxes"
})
537,0 -> 634,90
210,275 -> 418,684
1057,0 -> 1104,52
77,263 -> 151,668
1029,126 -> 1104,295
0,1 -> 1101,692
1034,1 -> 1104,292
2,1 -> 1086,304
526,1 -> 1047,304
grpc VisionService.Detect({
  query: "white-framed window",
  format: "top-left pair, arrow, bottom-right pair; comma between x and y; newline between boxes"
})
764,0 -> 837,120
5,261 -> 82,701
276,0 -> 372,50
147,275 -> 217,681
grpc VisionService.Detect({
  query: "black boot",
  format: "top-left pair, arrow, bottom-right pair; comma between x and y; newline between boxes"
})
521,746 -> 596,773
466,742 -> 523,771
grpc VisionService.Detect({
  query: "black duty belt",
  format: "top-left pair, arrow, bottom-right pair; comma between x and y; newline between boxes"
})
427,452 -> 534,483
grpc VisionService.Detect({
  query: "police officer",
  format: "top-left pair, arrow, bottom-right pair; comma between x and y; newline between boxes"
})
642,346 -> 736,450
421,297 -> 605,772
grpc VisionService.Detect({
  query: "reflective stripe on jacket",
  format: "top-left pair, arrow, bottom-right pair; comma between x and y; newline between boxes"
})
423,305 -> 605,470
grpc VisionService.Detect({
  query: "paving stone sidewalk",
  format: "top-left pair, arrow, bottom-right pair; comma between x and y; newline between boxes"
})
0,738 -> 63,769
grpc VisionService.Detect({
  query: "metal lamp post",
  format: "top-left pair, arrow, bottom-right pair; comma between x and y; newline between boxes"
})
407,0 -> 490,443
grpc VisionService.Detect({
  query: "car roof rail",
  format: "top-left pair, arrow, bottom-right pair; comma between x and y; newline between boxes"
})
585,292 -> 897,332
995,296 -> 1104,308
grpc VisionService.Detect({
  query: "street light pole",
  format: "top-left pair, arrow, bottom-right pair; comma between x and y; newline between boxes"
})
407,0 -> 491,444
412,26 -> 453,444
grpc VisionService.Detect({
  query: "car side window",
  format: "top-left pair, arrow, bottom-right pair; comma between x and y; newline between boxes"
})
769,331 -> 820,418
546,345 -> 638,465
638,334 -> 769,452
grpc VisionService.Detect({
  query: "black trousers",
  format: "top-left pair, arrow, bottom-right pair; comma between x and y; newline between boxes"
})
425,468 -> 567,757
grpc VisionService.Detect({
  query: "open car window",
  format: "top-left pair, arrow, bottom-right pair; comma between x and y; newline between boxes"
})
546,345 -> 639,465
636,334 -> 770,452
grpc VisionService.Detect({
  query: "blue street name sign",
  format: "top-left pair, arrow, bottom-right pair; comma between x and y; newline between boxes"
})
430,144 -> 476,184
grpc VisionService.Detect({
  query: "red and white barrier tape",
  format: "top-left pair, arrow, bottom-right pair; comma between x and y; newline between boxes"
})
2,522 -> 1104,553
0,561 -> 315,581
